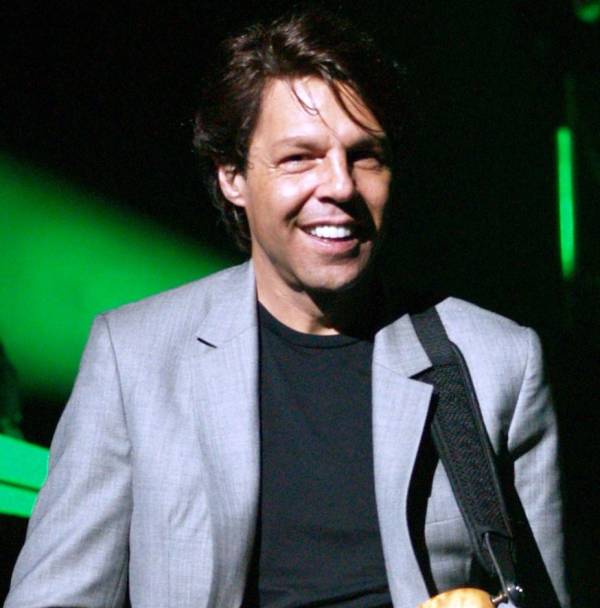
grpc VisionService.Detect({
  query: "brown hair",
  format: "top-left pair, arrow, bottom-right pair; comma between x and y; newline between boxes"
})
193,9 -> 407,251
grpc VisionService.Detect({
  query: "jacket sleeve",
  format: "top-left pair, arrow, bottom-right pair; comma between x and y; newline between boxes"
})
507,328 -> 570,608
5,315 -> 132,608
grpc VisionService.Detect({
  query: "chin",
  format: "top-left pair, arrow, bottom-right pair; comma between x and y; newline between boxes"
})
303,263 -> 374,295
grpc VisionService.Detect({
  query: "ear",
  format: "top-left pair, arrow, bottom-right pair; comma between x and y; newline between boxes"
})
217,165 -> 248,208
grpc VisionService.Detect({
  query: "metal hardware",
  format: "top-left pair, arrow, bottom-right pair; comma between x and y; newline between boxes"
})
491,584 -> 524,606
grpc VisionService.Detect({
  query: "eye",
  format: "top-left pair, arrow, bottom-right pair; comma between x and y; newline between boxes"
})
279,153 -> 315,172
349,149 -> 387,170
283,154 -> 308,163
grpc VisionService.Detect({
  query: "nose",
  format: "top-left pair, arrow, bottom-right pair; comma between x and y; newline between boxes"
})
316,153 -> 355,203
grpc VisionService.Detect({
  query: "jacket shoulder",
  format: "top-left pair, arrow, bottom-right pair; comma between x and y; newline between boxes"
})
436,297 -> 538,390
435,298 -> 541,424
99,261 -> 250,340
436,296 -> 531,344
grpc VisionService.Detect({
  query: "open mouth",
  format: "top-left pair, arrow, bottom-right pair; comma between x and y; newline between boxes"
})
302,224 -> 358,241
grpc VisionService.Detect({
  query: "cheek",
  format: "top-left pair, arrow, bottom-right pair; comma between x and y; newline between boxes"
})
362,179 -> 391,226
276,174 -> 320,210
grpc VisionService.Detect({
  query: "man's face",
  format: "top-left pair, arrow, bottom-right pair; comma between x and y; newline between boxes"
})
220,76 -> 392,298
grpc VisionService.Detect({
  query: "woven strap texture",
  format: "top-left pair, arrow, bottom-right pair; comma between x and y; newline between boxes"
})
410,307 -> 515,582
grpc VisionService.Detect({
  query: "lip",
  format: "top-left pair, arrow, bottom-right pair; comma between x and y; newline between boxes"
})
299,219 -> 358,230
298,226 -> 361,255
299,220 -> 362,241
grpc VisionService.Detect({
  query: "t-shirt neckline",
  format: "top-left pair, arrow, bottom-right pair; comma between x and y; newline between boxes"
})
257,303 -> 364,349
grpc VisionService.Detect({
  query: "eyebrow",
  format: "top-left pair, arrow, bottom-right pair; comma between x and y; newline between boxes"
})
272,134 -> 388,150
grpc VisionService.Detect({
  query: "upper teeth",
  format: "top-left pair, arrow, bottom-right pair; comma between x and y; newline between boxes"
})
308,225 -> 353,239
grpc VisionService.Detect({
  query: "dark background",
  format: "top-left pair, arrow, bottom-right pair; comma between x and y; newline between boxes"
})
1,0 -> 598,604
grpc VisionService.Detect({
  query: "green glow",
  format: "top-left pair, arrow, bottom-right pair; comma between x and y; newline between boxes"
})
576,1 -> 600,23
0,483 -> 39,518
0,154 -> 237,396
556,127 -> 576,280
0,434 -> 48,517
0,434 -> 49,490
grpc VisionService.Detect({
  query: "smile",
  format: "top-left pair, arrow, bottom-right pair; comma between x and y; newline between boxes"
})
304,225 -> 356,240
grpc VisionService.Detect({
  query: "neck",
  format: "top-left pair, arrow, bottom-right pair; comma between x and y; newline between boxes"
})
256,271 -> 382,337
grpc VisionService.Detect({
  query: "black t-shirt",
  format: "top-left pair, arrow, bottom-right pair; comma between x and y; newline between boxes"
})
243,305 -> 392,607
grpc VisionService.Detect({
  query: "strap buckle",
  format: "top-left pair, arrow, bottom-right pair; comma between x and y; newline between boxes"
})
484,532 -> 525,607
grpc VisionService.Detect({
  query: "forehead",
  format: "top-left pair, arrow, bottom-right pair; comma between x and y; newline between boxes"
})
251,76 -> 385,148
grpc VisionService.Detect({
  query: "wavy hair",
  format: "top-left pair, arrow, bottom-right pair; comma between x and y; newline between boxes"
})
193,9 -> 407,251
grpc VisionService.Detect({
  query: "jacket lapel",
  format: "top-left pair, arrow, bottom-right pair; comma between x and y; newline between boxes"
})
188,262 -> 260,606
372,313 -> 435,607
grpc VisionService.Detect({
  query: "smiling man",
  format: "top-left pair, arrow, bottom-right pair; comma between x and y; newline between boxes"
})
217,76 -> 391,332
5,9 -> 569,608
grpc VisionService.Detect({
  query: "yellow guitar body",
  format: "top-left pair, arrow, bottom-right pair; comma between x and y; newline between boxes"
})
419,587 -> 495,608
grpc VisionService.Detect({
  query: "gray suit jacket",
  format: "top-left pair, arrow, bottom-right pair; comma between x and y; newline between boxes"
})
5,262 -> 569,607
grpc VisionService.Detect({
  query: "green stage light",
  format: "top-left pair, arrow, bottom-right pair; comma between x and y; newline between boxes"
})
0,483 -> 39,518
0,434 -> 49,490
556,127 -> 576,280
575,0 -> 600,23
0,154 -> 237,397
0,434 -> 49,517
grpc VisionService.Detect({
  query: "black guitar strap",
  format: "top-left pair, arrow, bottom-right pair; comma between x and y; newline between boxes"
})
410,307 -> 524,607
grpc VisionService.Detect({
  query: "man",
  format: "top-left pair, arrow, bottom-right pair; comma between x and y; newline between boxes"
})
5,10 -> 568,608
